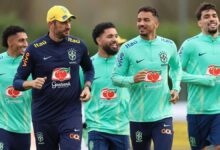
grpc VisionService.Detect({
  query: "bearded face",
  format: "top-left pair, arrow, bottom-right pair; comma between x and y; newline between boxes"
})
97,28 -> 119,56
198,9 -> 220,35
102,40 -> 118,56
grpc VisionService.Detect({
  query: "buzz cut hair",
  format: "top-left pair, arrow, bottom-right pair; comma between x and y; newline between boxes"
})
2,25 -> 26,48
138,6 -> 159,19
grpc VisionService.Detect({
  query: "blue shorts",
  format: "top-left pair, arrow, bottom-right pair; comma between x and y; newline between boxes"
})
130,117 -> 173,150
187,114 -> 220,150
0,128 -> 30,150
33,116 -> 82,150
88,131 -> 130,150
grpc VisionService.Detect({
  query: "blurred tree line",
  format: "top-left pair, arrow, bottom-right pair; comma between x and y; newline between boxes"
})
1,0 -> 219,54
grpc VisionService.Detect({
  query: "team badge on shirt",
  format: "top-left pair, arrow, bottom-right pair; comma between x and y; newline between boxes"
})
100,88 -> 117,100
159,51 -> 168,64
135,131 -> 143,143
6,86 -> 22,98
52,67 -> 71,81
206,65 -> 220,76
36,132 -> 45,145
145,71 -> 162,83
67,48 -> 77,64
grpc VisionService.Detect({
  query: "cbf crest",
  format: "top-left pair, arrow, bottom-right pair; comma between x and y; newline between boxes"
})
135,131 -> 143,143
159,51 -> 168,63
36,132 -> 44,144
67,48 -> 77,64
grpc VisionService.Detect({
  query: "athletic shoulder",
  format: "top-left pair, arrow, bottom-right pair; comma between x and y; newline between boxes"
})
158,36 -> 176,46
67,35 -> 83,45
0,52 -> 7,61
122,36 -> 139,49
30,35 -> 48,49
67,35 -> 88,52
182,34 -> 200,46
179,34 -> 200,55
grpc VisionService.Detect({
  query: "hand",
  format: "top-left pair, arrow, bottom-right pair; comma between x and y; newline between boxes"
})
31,77 -> 47,89
80,86 -> 91,102
134,70 -> 148,83
170,90 -> 179,104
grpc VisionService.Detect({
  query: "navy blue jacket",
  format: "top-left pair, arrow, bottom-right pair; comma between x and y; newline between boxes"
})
13,34 -> 94,122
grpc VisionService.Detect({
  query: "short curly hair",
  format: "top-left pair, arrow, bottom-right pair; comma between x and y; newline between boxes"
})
195,2 -> 218,20
2,25 -> 26,48
92,22 -> 116,45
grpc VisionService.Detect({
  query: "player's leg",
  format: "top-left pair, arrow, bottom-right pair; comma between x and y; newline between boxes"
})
0,128 -> 30,150
130,122 -> 151,150
88,131 -> 109,150
82,123 -> 88,149
209,114 -> 220,150
10,132 -> 30,150
81,103 -> 88,149
33,121 -> 59,150
107,134 -> 130,150
59,116 -> 82,150
0,128 -> 10,150
152,117 -> 173,150
187,114 -> 211,150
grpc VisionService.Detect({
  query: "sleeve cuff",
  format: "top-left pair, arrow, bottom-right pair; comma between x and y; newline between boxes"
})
13,80 -> 25,91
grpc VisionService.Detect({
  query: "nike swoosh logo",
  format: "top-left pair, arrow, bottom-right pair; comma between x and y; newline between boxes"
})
74,129 -> 80,132
198,52 -> 206,56
136,59 -> 144,63
94,77 -> 101,80
0,73 -> 6,75
163,124 -> 171,127
43,56 -> 52,60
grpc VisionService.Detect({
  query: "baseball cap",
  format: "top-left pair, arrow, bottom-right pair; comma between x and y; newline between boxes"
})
47,5 -> 76,23
117,36 -> 127,45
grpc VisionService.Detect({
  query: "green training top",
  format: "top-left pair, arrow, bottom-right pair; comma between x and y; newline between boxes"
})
179,33 -> 220,114
0,52 -> 31,133
85,53 -> 130,135
112,35 -> 182,122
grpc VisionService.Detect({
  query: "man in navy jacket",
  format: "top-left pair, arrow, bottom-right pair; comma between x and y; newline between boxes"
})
13,5 -> 94,150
